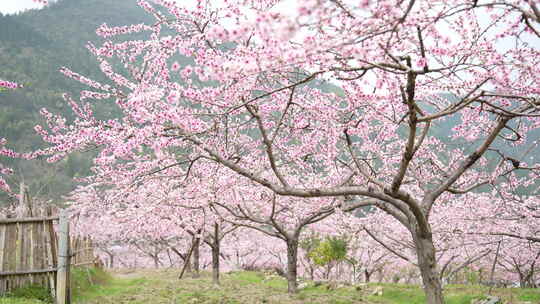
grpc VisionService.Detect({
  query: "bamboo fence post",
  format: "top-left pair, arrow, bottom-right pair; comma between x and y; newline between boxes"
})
29,221 -> 36,284
48,219 -> 57,297
0,223 -> 5,294
56,210 -> 70,304
15,183 -> 25,275
42,211 -> 55,297
0,223 -> 5,272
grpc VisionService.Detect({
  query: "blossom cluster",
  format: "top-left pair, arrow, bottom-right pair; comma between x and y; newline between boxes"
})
0,80 -> 22,90
96,23 -> 152,39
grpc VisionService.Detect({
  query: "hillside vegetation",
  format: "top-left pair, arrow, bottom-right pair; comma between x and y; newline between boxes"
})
0,0 -> 151,203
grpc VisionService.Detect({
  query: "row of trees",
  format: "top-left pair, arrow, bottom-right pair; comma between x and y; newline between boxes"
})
67,173 -> 540,290
1,0 -> 539,303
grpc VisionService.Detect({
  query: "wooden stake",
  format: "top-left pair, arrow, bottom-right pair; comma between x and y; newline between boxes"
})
488,240 -> 502,295
56,210 -> 70,304
0,223 -> 5,295
44,217 -> 55,298
178,240 -> 196,280
0,224 -> 5,273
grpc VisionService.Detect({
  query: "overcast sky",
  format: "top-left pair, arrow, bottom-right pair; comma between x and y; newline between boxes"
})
0,0 -> 47,14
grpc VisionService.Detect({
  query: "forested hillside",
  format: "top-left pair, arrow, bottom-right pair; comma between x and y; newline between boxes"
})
0,0 -> 152,202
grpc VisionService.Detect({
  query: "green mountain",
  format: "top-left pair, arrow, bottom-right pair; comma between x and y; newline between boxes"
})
0,0 -> 152,203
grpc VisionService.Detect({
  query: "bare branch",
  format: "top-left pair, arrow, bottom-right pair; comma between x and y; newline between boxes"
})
523,14 -> 540,37
245,103 -> 289,188
228,72 -> 321,113
364,228 -> 414,264
270,87 -> 295,143
416,26 -> 428,73
418,79 -> 489,123
390,71 -> 417,193
445,250 -> 492,280
531,1 -> 540,21
447,180 -> 490,194
489,232 -> 540,243
426,116 -> 512,211
343,129 -> 385,189
398,0 -> 417,24
329,0 -> 354,18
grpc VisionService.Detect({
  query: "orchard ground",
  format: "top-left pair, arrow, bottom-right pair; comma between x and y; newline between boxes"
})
3,268 -> 540,304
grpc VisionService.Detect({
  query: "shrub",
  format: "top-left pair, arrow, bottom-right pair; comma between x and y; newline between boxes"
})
70,266 -> 112,299
7,284 -> 53,303
308,236 -> 348,267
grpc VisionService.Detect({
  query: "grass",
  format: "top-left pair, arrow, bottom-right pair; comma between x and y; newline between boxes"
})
71,266 -> 113,300
515,287 -> 540,300
361,283 -> 540,304
361,283 -> 483,304
70,269 -> 540,304
1,284 -> 54,304
0,267 -> 111,304
0,299 -> 44,304
2,269 -> 540,303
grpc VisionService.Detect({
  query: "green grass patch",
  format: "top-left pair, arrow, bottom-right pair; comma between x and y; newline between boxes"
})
0,267 -> 111,304
71,266 -> 112,300
3,284 -> 53,304
72,276 -> 148,303
362,283 -> 510,304
0,298 -> 45,304
517,288 -> 540,301
366,283 -> 425,303
51,269 -> 540,304
228,271 -> 264,284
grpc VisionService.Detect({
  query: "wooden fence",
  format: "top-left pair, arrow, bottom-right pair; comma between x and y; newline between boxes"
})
0,206 -> 59,296
71,237 -> 97,267
0,185 -> 99,303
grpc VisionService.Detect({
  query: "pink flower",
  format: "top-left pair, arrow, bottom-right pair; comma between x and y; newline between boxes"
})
0,80 -> 22,89
417,57 -> 427,68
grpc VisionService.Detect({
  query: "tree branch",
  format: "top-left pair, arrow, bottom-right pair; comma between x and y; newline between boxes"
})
390,71 -> 417,193
364,228 -> 414,264
245,103 -> 289,188
426,115 -> 512,211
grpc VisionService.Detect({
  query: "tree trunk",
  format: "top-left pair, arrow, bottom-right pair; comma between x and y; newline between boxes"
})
414,233 -> 445,304
152,255 -> 160,268
518,271 -> 534,288
377,268 -> 384,283
324,264 -> 332,280
524,268 -> 535,288
178,244 -> 195,279
365,269 -> 371,283
192,237 -> 200,278
519,278 -> 526,288
105,251 -> 114,268
286,238 -> 299,294
212,223 -> 220,285
185,259 -> 192,274
170,246 -> 192,276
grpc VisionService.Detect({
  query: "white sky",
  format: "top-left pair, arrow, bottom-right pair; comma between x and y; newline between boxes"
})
0,0 -> 46,14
